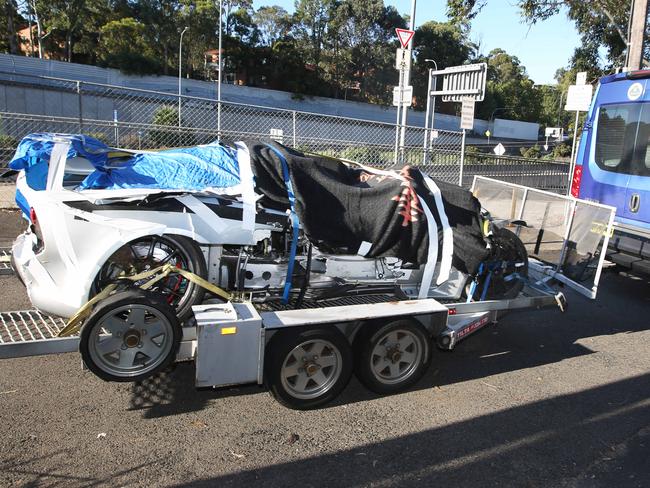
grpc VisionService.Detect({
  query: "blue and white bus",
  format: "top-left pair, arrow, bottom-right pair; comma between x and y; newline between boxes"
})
573,70 -> 650,276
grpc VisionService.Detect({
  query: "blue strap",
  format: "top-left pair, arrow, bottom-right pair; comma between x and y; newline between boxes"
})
479,270 -> 493,302
266,145 -> 300,304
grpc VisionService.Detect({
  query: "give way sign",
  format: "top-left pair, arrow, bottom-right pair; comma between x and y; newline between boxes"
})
395,28 -> 415,49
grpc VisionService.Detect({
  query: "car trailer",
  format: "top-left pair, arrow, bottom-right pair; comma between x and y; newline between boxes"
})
0,177 -> 617,409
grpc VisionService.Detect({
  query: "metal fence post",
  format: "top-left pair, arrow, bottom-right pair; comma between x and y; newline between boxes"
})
458,129 -> 466,186
76,81 -> 83,132
292,110 -> 297,147
217,101 -> 221,141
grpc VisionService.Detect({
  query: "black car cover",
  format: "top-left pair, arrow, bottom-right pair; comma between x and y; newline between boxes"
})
246,141 -> 489,276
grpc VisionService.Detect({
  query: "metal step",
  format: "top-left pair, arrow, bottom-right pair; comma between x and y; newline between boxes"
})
0,248 -> 13,275
0,309 -> 78,359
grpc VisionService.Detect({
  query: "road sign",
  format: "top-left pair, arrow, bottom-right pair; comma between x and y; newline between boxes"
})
576,71 -> 587,85
396,28 -> 415,49
460,97 -> 475,130
393,85 -> 413,106
494,143 -> 506,156
545,127 -> 563,139
395,48 -> 411,71
565,84 -> 593,111
429,63 -> 487,102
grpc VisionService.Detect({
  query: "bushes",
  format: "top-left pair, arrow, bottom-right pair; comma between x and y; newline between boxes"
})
520,145 -> 541,159
340,145 -> 385,165
552,143 -> 571,158
148,106 -> 196,148
0,134 -> 17,148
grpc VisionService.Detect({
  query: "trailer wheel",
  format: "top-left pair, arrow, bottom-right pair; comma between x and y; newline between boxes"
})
79,290 -> 181,382
354,319 -> 431,395
265,328 -> 353,410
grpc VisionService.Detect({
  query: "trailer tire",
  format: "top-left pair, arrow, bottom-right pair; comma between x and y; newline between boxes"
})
265,327 -> 353,410
79,289 -> 181,382
354,319 -> 431,395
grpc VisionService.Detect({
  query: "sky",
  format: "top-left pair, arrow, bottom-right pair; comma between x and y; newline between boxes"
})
251,0 -> 583,85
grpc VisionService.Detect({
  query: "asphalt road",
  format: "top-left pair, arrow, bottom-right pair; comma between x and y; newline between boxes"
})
1,208 -> 649,487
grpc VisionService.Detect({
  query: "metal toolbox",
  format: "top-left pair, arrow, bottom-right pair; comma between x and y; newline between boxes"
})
194,302 -> 263,388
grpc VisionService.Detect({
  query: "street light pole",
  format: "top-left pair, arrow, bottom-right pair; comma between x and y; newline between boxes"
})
178,26 -> 188,128
217,0 -> 223,139
422,58 -> 437,165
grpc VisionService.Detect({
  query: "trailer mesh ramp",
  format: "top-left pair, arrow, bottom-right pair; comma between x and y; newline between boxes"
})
257,293 -> 400,312
0,248 -> 12,275
0,310 -> 78,359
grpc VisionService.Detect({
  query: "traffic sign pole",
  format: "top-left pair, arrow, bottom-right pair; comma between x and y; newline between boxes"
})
397,0 -> 416,163
394,68 -> 404,163
565,72 -> 591,195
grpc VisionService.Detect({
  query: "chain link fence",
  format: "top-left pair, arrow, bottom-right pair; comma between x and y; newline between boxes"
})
0,71 -> 568,191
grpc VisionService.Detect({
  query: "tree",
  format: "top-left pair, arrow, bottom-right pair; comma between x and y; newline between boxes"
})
411,21 -> 475,110
137,0 -> 183,75
322,1 -> 406,103
35,0 -> 104,62
446,0 -> 637,68
253,5 -> 291,46
475,48 -> 541,123
3,0 -> 20,54
293,0 -> 335,68
97,17 -> 160,74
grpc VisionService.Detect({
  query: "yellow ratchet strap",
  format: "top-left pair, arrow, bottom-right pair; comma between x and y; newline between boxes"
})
57,264 -> 232,338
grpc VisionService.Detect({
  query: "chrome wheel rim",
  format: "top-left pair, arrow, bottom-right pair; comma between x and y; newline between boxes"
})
370,329 -> 422,385
280,339 -> 342,400
87,304 -> 174,378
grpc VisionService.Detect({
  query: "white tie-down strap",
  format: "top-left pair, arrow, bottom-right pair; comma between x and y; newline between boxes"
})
235,142 -> 257,231
422,176 -> 453,285
176,194 -> 226,239
46,141 -> 71,191
417,198 -> 439,299
357,241 -> 373,256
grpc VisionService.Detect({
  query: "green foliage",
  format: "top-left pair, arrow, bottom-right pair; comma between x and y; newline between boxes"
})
97,18 -> 160,74
473,48 -> 541,123
0,134 -> 18,148
552,143 -> 571,158
520,144 -> 541,158
412,21 -> 475,111
340,145 -> 384,165
149,106 -> 196,148
446,1 -> 633,69
5,0 -> 621,134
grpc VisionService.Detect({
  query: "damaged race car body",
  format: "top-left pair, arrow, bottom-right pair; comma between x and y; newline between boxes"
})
10,133 -> 526,320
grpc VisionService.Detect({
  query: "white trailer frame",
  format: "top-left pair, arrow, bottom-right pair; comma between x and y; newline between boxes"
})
0,177 -> 616,408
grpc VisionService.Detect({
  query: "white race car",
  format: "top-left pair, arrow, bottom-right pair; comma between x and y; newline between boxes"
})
10,134 -> 527,322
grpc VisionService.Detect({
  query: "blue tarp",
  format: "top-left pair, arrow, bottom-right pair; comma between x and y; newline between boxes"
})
9,133 -> 110,191
9,133 -> 241,192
